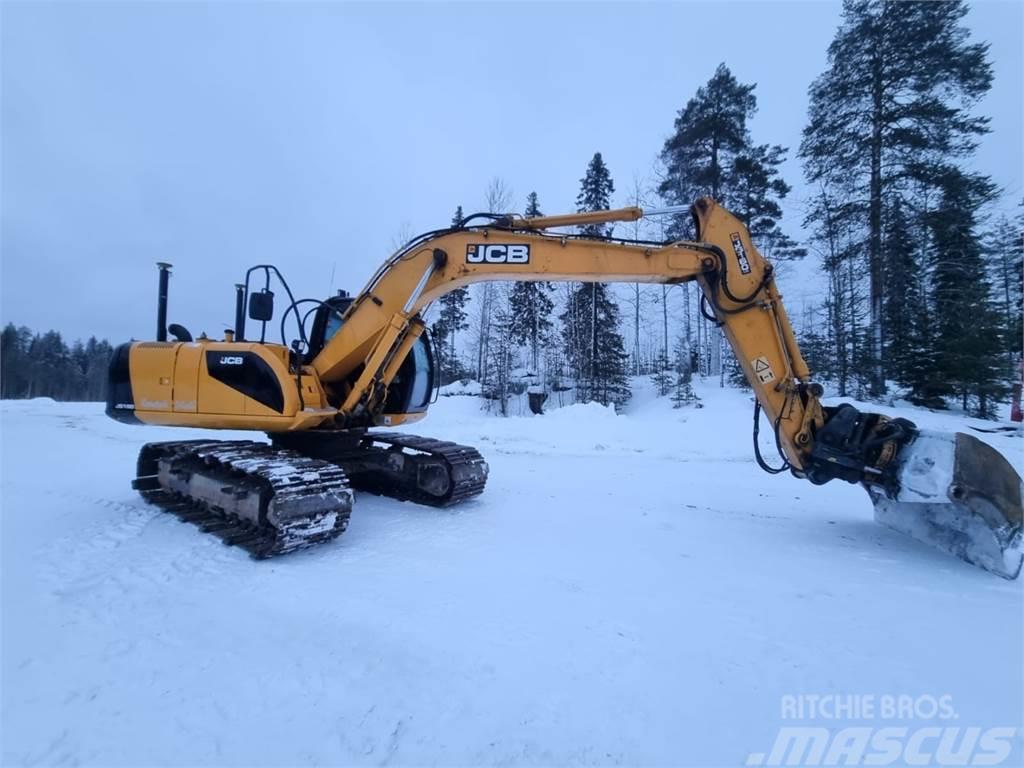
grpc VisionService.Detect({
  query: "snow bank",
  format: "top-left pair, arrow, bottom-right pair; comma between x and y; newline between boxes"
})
439,379 -> 481,397
1,383 -> 1021,766
544,400 -> 618,422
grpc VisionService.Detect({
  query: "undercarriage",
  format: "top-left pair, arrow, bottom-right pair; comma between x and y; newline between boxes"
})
131,431 -> 488,558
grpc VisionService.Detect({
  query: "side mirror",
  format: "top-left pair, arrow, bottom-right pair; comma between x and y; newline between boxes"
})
249,290 -> 274,321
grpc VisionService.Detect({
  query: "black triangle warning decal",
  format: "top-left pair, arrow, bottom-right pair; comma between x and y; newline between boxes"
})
754,358 -> 770,372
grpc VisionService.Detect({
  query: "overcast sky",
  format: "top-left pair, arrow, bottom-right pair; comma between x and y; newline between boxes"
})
2,1 -> 1021,344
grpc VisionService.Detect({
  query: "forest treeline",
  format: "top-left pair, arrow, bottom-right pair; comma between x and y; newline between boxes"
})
432,0 -> 1023,419
0,325 -> 114,401
2,1 -> 1021,418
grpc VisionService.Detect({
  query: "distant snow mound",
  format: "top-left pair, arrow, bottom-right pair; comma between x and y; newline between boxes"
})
28,397 -> 58,404
440,380 -> 482,397
546,401 -> 617,421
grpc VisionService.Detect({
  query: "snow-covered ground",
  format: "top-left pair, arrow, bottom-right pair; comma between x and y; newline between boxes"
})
2,380 -> 1022,766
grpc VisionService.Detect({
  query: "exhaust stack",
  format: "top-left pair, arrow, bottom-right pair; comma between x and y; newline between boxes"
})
234,283 -> 246,342
156,262 -> 172,342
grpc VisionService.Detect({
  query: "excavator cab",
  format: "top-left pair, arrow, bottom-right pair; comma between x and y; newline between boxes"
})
305,289 -> 435,417
381,331 -> 435,415
305,291 -> 355,362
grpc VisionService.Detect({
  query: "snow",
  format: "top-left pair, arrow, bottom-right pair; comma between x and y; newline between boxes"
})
2,380 -> 1022,766
439,379 -> 482,397
891,431 -> 957,503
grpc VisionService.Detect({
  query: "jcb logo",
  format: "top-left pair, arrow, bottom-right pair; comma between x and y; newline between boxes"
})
466,244 -> 530,264
219,356 -> 244,366
730,232 -> 752,275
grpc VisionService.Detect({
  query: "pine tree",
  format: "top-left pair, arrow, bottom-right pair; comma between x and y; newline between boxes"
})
659,63 -> 799,382
729,143 -> 806,260
801,0 -> 994,395
658,63 -> 756,235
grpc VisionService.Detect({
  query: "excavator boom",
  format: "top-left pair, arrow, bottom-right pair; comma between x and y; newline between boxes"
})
106,198 -> 1022,577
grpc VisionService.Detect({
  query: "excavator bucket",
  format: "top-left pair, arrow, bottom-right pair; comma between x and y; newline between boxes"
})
869,430 -> 1023,579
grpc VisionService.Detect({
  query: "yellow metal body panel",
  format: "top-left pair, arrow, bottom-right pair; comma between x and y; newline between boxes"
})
127,339 -> 334,432
374,411 -> 426,428
172,343 -> 201,413
119,198 -> 824,471
129,342 -> 176,413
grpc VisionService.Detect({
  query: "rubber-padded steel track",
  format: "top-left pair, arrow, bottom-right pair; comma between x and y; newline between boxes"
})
132,440 -> 353,558
350,432 -> 489,506
270,430 -> 489,507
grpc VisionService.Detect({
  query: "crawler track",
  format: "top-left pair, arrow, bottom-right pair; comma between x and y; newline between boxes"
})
270,431 -> 489,507
132,440 -> 353,558
347,432 -> 489,506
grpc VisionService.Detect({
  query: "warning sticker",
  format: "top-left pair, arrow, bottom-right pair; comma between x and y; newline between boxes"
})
752,356 -> 776,384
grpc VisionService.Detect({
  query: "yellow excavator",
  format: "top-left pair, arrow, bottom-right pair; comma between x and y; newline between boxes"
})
106,198 -> 1022,578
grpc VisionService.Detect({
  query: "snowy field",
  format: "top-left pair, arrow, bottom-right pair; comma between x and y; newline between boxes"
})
2,381 -> 1022,767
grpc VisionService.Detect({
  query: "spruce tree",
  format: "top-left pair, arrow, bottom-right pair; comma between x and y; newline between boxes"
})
927,169 -> 1006,416
987,209 -> 1023,368
797,325 -> 834,386
801,0 -> 994,395
508,193 -> 555,372
576,153 -> 615,236
484,301 -> 516,416
524,192 -> 542,219
430,205 -> 471,384
650,350 -> 672,396
560,283 -> 630,407
803,187 -> 867,395
881,197 -> 926,389
671,335 -> 701,408
0,324 -> 31,399
564,154 -> 630,406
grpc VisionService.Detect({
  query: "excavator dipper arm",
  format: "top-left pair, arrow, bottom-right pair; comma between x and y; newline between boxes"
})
309,198 -> 1021,578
